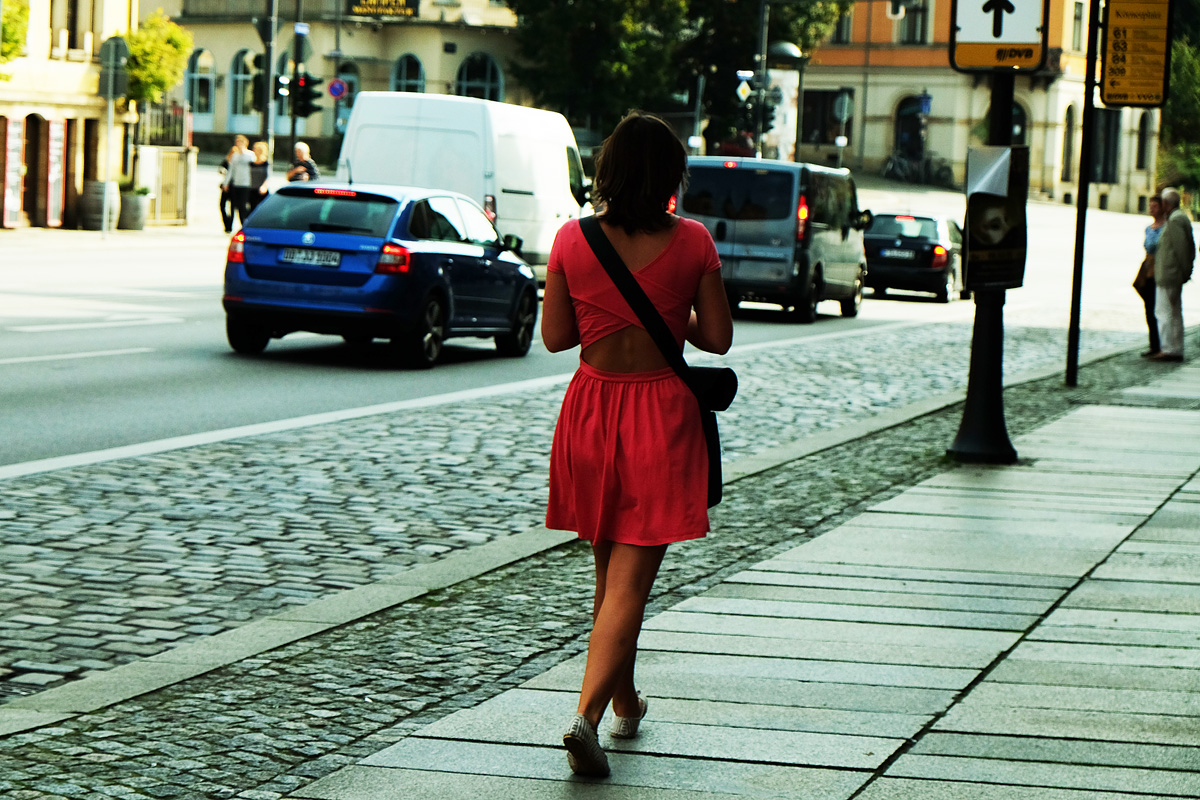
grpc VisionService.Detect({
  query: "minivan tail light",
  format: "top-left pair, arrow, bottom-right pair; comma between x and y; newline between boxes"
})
931,245 -> 948,268
483,194 -> 497,222
796,196 -> 809,241
375,243 -> 411,274
723,160 -> 738,169
227,231 -> 245,264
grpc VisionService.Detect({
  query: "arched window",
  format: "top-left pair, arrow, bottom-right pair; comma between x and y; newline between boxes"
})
455,53 -> 503,101
894,96 -> 926,159
185,49 -> 215,117
1061,105 -> 1075,181
229,49 -> 255,119
392,54 -> 425,92
1136,111 -> 1152,170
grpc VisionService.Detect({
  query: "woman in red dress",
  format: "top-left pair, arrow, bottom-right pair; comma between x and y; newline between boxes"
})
542,111 -> 733,777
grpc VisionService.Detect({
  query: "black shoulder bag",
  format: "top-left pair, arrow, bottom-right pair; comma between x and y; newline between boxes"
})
578,216 -> 737,507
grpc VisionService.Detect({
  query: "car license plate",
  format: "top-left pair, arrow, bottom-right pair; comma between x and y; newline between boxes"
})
280,248 -> 341,267
880,248 -> 916,260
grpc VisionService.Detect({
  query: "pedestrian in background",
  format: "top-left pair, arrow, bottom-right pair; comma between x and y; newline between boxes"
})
217,142 -> 240,233
541,111 -> 733,778
248,141 -> 271,214
1134,193 -> 1164,357
221,135 -> 254,230
286,142 -> 319,182
1150,187 -> 1194,362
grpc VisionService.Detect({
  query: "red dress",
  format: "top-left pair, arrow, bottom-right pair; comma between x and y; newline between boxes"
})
545,218 -> 721,546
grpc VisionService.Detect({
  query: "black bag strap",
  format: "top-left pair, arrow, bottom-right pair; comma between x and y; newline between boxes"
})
578,215 -> 693,384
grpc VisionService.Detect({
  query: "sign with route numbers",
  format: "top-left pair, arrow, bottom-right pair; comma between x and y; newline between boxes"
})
950,0 -> 1048,71
1101,0 -> 1172,107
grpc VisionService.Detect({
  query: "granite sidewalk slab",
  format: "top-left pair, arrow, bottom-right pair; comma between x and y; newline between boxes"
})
294,398 -> 1200,799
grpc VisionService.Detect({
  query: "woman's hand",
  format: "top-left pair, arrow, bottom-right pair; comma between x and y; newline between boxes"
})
541,270 -> 580,353
686,271 -> 733,354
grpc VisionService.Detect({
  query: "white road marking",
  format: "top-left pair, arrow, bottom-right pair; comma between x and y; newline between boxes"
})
9,317 -> 185,332
0,348 -> 154,366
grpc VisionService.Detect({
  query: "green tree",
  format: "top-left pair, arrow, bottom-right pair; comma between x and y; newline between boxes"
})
124,8 -> 192,104
507,0 -> 688,134
1,0 -> 30,64
677,0 -> 849,150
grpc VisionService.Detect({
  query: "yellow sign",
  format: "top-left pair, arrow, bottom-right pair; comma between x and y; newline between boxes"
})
950,0 -> 1049,72
1101,0 -> 1171,107
953,42 -> 1043,69
346,0 -> 417,17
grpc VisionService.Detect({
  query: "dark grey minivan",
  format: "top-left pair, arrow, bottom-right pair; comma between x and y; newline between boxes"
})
678,157 -> 872,322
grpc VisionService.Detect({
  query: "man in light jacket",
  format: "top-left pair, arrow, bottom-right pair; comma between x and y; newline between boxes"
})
221,135 -> 255,230
1151,187 -> 1194,362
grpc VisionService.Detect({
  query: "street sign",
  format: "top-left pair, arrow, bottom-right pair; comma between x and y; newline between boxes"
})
294,22 -> 309,35
736,81 -> 752,103
98,36 -> 129,99
328,78 -> 347,99
950,0 -> 1048,71
1100,0 -> 1172,107
833,92 -> 852,123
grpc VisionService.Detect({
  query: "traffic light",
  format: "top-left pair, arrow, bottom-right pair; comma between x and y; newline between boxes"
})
293,72 -> 324,118
275,74 -> 290,104
251,54 -> 268,112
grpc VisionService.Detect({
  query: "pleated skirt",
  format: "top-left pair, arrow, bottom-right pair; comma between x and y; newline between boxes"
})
546,362 -> 710,546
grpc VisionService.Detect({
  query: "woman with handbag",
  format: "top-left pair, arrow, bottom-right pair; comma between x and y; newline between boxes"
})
1135,194 -> 1165,357
541,111 -> 733,778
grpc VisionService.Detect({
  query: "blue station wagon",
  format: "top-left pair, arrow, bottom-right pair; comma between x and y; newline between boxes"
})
222,184 -> 539,367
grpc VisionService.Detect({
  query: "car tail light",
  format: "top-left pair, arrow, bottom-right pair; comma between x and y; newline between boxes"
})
227,231 -> 245,264
796,195 -> 809,241
667,195 -> 677,213
314,188 -> 357,197
375,243 -> 411,274
932,245 -> 948,267
483,194 -> 497,222
723,160 -> 738,169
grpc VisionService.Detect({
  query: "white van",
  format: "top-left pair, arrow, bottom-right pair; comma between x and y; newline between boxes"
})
336,92 -> 588,278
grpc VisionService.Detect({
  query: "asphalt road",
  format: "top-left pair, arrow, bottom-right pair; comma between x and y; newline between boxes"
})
0,169 -> 1187,466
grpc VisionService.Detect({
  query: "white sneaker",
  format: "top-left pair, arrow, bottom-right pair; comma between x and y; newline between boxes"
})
609,694 -> 648,739
563,714 -> 609,777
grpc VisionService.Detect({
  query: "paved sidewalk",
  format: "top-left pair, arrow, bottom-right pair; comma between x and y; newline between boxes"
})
293,364 -> 1200,799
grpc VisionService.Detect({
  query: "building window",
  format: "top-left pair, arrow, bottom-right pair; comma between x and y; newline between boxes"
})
186,49 -> 215,115
1061,105 -> 1075,181
1136,111 -> 1152,170
802,89 -> 854,145
392,55 -> 425,92
899,2 -> 928,44
1092,108 -> 1121,183
830,11 -> 852,44
230,49 -> 255,117
1072,1 -> 1084,50
455,53 -> 503,101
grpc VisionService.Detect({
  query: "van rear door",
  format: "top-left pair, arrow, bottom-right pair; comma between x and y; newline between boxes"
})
681,164 -> 797,287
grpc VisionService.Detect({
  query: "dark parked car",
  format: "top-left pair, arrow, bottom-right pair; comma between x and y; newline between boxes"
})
675,157 -> 872,323
222,183 -> 538,367
864,213 -> 966,303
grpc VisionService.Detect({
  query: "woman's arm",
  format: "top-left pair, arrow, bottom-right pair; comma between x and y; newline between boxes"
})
686,270 -> 733,354
540,270 -> 580,353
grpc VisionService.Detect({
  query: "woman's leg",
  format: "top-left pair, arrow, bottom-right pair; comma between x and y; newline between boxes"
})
577,541 -> 666,727
1138,279 -> 1160,353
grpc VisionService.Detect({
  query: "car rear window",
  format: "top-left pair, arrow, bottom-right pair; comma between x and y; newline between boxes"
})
868,215 -> 938,239
250,190 -> 400,237
682,167 -> 794,221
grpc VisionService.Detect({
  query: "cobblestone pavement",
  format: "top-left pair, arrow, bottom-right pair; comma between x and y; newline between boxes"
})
1,332 -> 1194,799
0,321 -> 1144,701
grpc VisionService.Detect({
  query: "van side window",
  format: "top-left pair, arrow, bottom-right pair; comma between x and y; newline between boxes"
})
409,197 -> 467,242
567,146 -> 586,207
808,173 -> 835,226
831,179 -> 852,229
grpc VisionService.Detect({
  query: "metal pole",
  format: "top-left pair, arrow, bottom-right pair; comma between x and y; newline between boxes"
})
1066,0 -> 1102,386
947,71 -> 1017,464
692,73 -> 706,153
263,0 -> 278,158
754,0 -> 769,157
288,0 -> 302,159
101,66 -> 114,238
334,0 -> 342,134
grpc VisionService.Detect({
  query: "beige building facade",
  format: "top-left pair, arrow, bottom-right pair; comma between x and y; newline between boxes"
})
1,0 -> 138,227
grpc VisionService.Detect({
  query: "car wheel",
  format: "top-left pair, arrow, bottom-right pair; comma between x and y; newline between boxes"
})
936,268 -> 955,303
495,290 -> 537,357
396,295 -> 446,368
787,268 -> 820,323
840,270 -> 864,317
226,314 -> 269,355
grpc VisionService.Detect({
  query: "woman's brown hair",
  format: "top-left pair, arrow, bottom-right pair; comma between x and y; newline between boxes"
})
591,111 -> 687,235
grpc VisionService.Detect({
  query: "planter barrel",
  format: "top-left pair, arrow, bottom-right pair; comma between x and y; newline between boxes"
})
118,192 -> 151,230
80,180 -> 121,231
